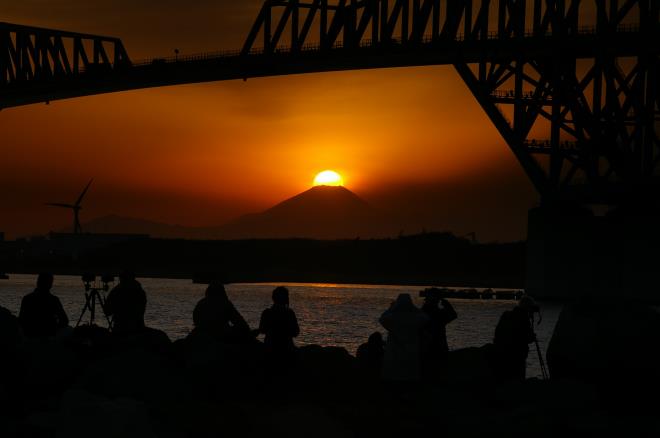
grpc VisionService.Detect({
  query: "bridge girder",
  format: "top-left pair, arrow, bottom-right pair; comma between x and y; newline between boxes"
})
241,0 -> 659,203
0,22 -> 131,85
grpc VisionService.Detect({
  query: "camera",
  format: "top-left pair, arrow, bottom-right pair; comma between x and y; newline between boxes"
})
419,287 -> 443,299
77,273 -> 115,328
81,273 -> 115,289
81,272 -> 96,283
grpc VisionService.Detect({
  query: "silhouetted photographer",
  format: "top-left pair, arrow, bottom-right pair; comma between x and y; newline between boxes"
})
18,273 -> 69,339
492,296 -> 539,381
104,271 -> 146,336
379,293 -> 429,382
420,288 -> 457,370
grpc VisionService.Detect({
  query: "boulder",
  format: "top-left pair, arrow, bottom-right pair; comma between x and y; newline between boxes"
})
444,346 -> 495,385
76,347 -> 186,403
295,345 -> 358,391
56,389 -> 156,438
21,339 -> 83,399
177,331 -> 265,399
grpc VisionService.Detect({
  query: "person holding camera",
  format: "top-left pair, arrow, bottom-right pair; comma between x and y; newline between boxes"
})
492,296 -> 538,380
105,271 -> 147,336
419,288 -> 457,374
379,293 -> 429,382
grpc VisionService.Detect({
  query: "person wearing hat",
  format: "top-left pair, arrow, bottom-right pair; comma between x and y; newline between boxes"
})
379,293 -> 430,382
492,295 -> 539,380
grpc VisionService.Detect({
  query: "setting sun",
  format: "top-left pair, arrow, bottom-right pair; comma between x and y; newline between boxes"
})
313,170 -> 344,187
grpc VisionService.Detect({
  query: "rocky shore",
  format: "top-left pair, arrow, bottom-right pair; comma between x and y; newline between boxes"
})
1,318 -> 658,438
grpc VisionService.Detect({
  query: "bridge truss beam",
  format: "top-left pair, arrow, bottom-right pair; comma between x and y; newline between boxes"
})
0,22 -> 131,86
0,1 -> 657,205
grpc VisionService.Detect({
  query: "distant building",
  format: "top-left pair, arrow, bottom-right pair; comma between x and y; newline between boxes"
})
46,232 -> 150,258
9,232 -> 150,261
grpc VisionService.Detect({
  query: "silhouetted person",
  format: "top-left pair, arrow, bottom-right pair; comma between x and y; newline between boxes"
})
18,273 -> 69,338
379,293 -> 429,382
258,286 -> 299,356
492,296 -> 538,381
193,281 -> 251,343
105,271 -> 146,336
356,331 -> 385,376
420,288 -> 457,365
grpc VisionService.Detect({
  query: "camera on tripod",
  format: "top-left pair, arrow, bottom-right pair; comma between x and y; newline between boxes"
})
81,273 -> 114,292
76,272 -> 115,328
419,287 -> 444,299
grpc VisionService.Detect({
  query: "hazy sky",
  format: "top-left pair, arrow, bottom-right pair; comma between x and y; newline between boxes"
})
1,1 -> 539,240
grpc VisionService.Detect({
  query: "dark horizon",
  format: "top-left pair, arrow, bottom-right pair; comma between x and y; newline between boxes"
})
4,183 -> 533,242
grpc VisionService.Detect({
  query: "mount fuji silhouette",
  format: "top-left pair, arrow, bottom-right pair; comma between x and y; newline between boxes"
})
219,185 -> 389,239
78,186 -> 397,240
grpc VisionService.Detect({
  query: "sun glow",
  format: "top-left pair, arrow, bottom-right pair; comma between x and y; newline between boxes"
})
313,170 -> 344,187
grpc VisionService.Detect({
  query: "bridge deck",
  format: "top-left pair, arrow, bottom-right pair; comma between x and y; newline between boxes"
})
0,28 -> 647,110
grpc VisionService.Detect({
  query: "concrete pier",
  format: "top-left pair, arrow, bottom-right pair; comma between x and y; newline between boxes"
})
525,205 -> 660,303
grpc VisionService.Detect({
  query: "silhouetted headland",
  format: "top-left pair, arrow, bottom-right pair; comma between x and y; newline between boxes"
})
0,232 -> 525,289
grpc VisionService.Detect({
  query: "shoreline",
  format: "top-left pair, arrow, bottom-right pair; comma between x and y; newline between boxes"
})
0,272 -> 579,304
2,269 -> 525,290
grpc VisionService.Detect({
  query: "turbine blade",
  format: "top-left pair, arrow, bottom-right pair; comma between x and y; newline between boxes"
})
46,203 -> 75,209
75,178 -> 93,206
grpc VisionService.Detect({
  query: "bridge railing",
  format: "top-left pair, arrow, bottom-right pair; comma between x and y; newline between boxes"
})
240,0 -> 652,56
524,139 -> 579,153
128,23 -> 641,69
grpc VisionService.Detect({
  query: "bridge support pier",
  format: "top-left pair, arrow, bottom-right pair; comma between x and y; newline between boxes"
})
526,203 -> 660,303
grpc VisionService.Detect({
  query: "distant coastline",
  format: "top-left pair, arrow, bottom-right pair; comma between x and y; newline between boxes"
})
3,269 -> 525,290
0,232 -> 525,290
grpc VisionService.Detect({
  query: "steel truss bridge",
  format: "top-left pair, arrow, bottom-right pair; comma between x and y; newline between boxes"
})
1,0 -> 658,205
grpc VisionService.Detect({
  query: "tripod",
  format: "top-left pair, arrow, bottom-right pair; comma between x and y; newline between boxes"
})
530,311 -> 549,380
76,275 -> 114,328
534,337 -> 549,380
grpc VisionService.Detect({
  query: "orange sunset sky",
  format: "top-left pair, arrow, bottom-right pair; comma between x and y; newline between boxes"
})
1,0 -> 539,241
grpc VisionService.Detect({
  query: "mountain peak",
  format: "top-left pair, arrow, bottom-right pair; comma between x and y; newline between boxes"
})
267,185 -> 369,213
221,185 -> 392,239
77,185 -> 397,240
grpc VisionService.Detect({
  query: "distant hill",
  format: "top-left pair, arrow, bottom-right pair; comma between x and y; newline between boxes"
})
78,215 -> 207,239
77,186 -> 398,240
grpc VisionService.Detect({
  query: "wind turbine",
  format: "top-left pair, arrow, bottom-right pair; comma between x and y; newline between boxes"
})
46,179 -> 93,234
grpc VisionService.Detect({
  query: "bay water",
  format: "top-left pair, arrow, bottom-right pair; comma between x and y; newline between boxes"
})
0,274 -> 561,378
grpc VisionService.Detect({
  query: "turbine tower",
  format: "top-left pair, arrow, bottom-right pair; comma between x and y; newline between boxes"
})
47,179 -> 93,234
